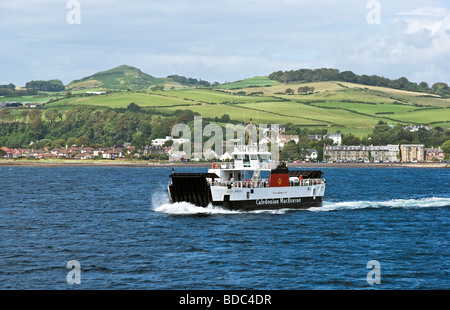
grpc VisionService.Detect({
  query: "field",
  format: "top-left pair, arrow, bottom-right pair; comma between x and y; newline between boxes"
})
27,80 -> 450,137
217,76 -> 280,90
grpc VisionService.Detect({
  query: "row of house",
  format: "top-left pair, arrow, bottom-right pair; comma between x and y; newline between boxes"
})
1,145 -> 135,160
324,144 -> 445,163
400,144 -> 445,162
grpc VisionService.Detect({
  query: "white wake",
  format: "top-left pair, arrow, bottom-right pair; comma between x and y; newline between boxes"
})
309,197 -> 450,212
151,192 -> 450,215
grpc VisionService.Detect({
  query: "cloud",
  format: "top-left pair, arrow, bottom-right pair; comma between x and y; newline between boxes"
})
325,6 -> 450,84
1,1 -> 450,85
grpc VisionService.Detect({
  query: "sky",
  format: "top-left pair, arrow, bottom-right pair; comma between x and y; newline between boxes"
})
1,0 -> 450,86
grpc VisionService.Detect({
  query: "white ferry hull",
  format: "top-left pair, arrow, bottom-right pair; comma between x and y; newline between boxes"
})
210,184 -> 325,210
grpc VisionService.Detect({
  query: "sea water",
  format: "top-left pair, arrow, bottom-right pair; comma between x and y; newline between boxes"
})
0,166 -> 448,289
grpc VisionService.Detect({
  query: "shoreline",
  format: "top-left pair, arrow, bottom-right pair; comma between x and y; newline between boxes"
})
0,159 -> 448,169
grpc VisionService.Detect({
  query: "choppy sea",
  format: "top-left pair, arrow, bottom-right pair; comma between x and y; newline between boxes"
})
0,166 -> 448,290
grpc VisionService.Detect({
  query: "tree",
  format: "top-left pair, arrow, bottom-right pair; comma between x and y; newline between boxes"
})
67,137 -> 80,147
51,139 -> 66,149
220,114 -> 230,123
150,85 -> 164,91
281,141 -> 299,160
342,133 -> 361,145
297,86 -> 314,94
0,83 -> 15,90
339,71 -> 357,83
127,102 -> 141,112
45,110 -> 59,127
418,82 -> 429,92
431,82 -> 450,96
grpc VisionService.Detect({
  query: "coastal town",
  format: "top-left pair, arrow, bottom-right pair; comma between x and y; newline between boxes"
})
1,130 -> 446,164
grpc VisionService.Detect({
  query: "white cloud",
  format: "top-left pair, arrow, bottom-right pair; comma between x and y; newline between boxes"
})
1,1 -> 450,85
325,6 -> 450,84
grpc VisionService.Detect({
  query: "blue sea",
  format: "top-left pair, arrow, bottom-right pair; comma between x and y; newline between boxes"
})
0,166 -> 448,290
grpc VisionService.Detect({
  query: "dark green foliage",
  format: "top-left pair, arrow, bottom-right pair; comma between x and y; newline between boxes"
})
25,79 -> 65,92
167,75 -> 211,87
269,68 -> 450,96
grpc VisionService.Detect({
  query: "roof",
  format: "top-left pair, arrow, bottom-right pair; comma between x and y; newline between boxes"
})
289,170 -> 323,179
170,172 -> 220,179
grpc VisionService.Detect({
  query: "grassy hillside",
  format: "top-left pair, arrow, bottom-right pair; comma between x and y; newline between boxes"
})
217,76 -> 279,90
45,80 -> 450,137
66,65 -> 164,91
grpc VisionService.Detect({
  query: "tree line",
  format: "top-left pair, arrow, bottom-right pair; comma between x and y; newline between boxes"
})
0,83 -> 39,97
167,75 -> 212,87
269,68 -> 450,96
24,80 -> 65,92
1,104 -> 449,161
0,104 -> 201,151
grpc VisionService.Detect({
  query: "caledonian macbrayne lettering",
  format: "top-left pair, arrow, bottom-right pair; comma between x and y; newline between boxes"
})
256,198 -> 302,205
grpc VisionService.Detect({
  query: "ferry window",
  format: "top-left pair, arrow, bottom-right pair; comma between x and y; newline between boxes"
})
260,171 -> 269,179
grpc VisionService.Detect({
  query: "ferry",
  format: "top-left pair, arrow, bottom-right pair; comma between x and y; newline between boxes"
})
168,143 -> 326,211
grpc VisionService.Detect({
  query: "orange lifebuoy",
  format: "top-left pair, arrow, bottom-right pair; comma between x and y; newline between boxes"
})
212,163 -> 220,169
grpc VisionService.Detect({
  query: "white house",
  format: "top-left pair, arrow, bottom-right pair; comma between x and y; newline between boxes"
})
86,91 -> 106,95
305,149 -> 318,162
151,136 -> 173,146
308,133 -> 342,145
327,133 -> 342,145
204,150 -> 218,160
151,136 -> 190,147
278,134 -> 299,148
219,152 -> 233,161
102,149 -> 122,159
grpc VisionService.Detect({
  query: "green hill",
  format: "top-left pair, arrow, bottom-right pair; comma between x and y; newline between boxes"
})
66,65 -> 163,91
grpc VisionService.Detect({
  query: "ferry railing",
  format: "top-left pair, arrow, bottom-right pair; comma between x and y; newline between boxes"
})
211,161 -> 272,170
296,178 -> 326,187
209,178 -> 325,188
